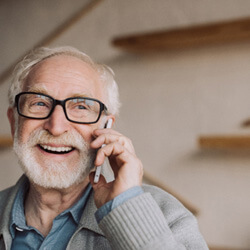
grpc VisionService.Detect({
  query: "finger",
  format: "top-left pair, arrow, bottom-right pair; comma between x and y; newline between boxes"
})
94,141 -> 134,168
93,128 -> 121,137
89,171 -> 107,188
94,142 -> 143,185
91,133 -> 135,154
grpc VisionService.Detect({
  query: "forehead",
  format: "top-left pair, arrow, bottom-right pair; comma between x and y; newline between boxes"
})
23,55 -> 104,100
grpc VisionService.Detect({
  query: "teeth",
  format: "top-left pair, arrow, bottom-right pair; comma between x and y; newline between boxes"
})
40,144 -> 73,153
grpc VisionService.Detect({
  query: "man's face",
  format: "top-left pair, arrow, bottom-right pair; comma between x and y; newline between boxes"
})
9,55 -> 108,189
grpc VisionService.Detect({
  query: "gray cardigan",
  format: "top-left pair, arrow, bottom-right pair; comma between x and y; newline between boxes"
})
0,176 -> 208,249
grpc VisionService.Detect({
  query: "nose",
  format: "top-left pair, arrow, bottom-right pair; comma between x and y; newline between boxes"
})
43,105 -> 70,136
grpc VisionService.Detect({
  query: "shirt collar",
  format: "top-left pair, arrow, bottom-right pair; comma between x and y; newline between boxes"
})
60,183 -> 92,223
10,177 -> 29,237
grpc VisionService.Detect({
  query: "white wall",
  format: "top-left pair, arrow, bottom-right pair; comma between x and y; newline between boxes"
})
1,0 -> 250,248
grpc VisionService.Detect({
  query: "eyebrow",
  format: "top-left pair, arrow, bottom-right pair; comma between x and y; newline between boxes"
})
27,85 -> 48,94
27,86 -> 93,99
69,93 -> 93,98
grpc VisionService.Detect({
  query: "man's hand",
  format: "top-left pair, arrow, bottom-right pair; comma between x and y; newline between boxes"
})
89,128 -> 143,208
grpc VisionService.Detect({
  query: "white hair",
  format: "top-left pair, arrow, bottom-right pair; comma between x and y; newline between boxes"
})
8,46 -> 121,116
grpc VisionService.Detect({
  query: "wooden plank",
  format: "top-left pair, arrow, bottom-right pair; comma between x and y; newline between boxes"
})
143,171 -> 199,216
209,247 -> 248,250
112,17 -> 250,52
241,118 -> 250,127
0,136 -> 13,148
199,135 -> 250,149
0,0 -> 104,84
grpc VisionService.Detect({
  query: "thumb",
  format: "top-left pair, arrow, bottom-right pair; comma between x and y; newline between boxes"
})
89,171 -> 96,186
89,171 -> 107,190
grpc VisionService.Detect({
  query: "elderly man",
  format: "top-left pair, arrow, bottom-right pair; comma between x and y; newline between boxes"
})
0,46 -> 208,249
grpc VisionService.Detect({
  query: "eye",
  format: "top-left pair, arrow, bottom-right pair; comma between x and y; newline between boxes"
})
69,98 -> 89,110
34,101 -> 46,106
76,104 -> 87,110
30,100 -> 49,108
28,95 -> 51,109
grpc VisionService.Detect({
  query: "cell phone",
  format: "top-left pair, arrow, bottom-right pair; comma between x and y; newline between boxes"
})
94,118 -> 113,183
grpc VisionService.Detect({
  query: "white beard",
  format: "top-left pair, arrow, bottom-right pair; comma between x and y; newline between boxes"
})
13,127 -> 95,189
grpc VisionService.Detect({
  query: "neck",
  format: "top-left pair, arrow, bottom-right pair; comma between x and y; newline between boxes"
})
24,177 -> 90,236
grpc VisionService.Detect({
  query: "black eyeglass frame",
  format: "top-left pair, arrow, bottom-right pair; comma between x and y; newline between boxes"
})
15,92 -> 108,124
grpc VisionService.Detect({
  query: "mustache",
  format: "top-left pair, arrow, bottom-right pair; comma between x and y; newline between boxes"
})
21,129 -> 88,150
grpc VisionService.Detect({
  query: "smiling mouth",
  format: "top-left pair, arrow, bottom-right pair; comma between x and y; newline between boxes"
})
39,144 -> 75,154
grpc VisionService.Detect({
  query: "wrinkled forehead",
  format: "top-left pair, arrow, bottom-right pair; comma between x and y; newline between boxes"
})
22,55 -> 105,101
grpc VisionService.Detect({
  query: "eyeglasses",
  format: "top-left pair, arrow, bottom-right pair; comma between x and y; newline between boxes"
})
15,92 -> 108,124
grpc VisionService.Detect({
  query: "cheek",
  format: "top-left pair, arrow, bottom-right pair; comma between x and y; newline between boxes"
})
77,129 -> 94,144
17,119 -> 43,143
74,124 -> 98,144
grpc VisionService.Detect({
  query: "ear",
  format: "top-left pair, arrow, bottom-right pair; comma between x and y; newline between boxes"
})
105,115 -> 115,128
7,107 -> 16,137
99,115 -> 115,129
